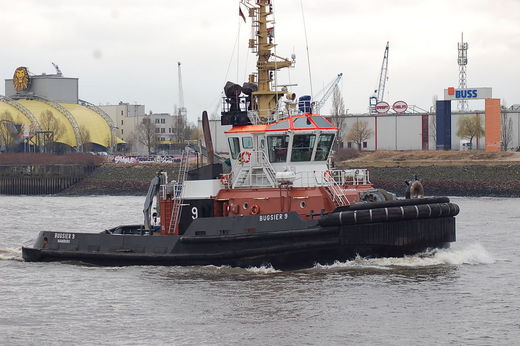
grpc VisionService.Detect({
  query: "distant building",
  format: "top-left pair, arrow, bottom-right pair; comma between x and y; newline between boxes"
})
199,109 -> 520,154
1,66 -> 120,152
99,104 -> 186,154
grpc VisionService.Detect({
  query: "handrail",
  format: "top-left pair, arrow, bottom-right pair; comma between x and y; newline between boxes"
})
231,150 -> 276,188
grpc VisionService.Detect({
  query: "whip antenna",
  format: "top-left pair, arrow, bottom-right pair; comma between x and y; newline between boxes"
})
300,0 -> 313,99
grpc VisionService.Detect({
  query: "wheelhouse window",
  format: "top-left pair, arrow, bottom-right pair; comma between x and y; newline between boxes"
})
268,120 -> 290,130
228,137 -> 240,159
312,116 -> 334,128
267,135 -> 289,162
242,136 -> 253,149
291,134 -> 316,162
315,134 -> 335,161
293,116 -> 315,129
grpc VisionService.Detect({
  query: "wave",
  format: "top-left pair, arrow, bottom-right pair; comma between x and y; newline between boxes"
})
0,247 -> 23,261
246,264 -> 281,274
314,243 -> 495,270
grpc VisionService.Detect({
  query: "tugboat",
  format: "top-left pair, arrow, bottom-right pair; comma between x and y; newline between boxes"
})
22,0 -> 458,270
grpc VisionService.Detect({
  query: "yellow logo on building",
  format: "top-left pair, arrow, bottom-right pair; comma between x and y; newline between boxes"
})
13,66 -> 30,92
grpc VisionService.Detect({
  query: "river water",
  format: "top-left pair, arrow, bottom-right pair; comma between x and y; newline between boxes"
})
1,196 -> 519,345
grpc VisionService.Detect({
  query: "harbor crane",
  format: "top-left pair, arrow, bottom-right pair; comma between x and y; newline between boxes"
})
51,62 -> 62,76
176,62 -> 188,142
369,42 -> 389,113
312,73 -> 343,114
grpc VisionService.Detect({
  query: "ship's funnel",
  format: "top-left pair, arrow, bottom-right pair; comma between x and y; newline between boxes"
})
242,82 -> 258,96
224,81 -> 242,98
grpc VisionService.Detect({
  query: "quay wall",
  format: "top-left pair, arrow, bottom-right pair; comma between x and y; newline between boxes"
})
1,162 -> 519,197
70,163 -> 520,197
0,164 -> 97,195
346,165 -> 520,198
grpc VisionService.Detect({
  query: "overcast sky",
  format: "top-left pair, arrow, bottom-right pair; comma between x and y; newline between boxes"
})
2,0 -> 520,122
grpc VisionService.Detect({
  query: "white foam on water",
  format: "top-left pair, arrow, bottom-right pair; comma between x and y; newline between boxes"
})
0,247 -> 23,261
314,243 -> 495,270
246,264 -> 281,274
201,265 -> 232,270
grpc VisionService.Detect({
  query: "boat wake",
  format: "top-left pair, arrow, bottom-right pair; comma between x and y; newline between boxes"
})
246,264 -> 281,274
314,243 -> 495,270
0,247 -> 23,261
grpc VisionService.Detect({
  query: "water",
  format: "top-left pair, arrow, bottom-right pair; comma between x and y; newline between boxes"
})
1,196 -> 519,345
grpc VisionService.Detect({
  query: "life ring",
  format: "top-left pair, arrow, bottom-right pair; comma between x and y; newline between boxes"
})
323,170 -> 333,182
225,204 -> 231,215
240,151 -> 252,163
250,204 -> 260,215
220,174 -> 230,185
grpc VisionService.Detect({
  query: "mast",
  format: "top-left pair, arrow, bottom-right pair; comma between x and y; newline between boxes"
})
245,0 -> 294,121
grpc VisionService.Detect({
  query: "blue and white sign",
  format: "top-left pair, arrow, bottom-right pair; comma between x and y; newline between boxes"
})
444,87 -> 492,100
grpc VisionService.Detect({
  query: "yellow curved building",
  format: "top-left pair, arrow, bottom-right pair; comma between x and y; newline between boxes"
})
0,98 -> 121,149
2,67 -> 123,151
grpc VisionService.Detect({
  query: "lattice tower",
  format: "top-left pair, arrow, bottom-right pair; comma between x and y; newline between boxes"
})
457,32 -> 468,111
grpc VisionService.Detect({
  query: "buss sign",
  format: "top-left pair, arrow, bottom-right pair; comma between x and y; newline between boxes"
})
375,101 -> 390,114
444,87 -> 492,100
392,101 -> 408,113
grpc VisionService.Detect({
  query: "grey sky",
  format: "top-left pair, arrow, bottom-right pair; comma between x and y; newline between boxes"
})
2,0 -> 519,122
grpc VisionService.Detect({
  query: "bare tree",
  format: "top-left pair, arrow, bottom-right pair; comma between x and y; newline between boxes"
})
456,114 -> 484,149
137,116 -> 157,154
0,111 -> 17,152
501,111 -> 513,151
346,120 -> 373,151
175,114 -> 194,142
190,126 -> 203,141
39,110 -> 65,152
330,85 -> 346,150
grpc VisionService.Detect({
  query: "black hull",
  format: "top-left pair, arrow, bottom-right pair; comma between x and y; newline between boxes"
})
22,203 -> 457,270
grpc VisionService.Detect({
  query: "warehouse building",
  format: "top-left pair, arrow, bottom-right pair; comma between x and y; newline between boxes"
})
1,66 -> 122,152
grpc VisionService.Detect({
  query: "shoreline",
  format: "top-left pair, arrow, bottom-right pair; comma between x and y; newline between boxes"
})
57,162 -> 520,198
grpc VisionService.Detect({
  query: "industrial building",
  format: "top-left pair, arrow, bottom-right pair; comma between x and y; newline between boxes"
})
3,63 -> 518,155
0,66 -> 188,154
1,66 -> 121,152
99,103 -> 188,154
202,98 -> 520,154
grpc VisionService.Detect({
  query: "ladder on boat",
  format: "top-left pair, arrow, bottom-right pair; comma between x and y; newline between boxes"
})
232,151 -> 276,188
168,150 -> 190,234
324,171 -> 349,207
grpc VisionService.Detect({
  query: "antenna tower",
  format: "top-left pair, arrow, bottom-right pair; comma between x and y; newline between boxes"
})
457,33 -> 468,111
